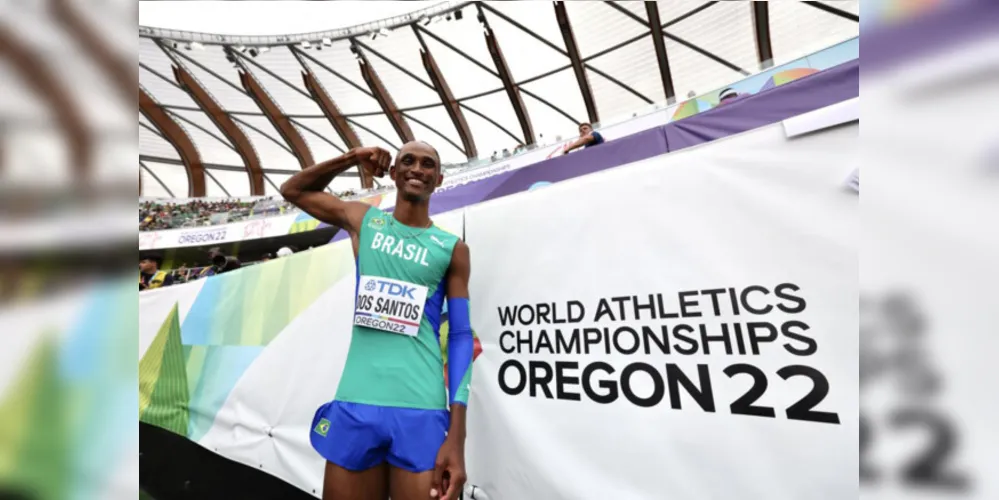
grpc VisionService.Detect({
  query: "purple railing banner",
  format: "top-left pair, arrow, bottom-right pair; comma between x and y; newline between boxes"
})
664,60 -> 859,151
483,126 -> 669,200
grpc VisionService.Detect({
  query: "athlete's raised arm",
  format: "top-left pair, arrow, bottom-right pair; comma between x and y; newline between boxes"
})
279,147 -> 391,237
433,240 -> 472,500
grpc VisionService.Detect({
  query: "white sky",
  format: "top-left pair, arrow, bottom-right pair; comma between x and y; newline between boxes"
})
138,1 -> 436,36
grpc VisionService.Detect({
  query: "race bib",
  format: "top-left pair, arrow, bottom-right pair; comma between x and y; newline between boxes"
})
354,275 -> 429,336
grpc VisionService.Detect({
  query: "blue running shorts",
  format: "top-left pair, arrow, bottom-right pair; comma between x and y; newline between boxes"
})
310,400 -> 449,473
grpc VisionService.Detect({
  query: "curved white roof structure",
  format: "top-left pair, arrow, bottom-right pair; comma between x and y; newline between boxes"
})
139,0 -> 859,198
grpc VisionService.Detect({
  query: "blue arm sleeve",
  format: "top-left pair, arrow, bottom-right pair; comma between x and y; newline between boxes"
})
447,297 -> 474,407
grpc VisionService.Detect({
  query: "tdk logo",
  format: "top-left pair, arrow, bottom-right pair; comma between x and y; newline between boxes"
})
376,280 -> 416,299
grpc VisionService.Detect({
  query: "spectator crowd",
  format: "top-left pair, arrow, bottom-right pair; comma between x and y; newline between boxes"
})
139,246 -> 306,291
139,191 -> 373,232
139,197 -> 295,231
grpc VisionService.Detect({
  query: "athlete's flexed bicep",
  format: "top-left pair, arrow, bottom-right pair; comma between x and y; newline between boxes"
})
281,147 -> 391,255
445,241 -> 473,407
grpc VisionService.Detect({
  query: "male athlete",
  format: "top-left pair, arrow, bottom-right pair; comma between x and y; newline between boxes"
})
280,141 -> 473,500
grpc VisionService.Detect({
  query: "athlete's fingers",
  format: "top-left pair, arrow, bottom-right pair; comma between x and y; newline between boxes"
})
430,462 -> 445,498
378,151 -> 391,170
444,469 -> 466,500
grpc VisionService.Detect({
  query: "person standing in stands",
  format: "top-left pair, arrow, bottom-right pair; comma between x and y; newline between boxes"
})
281,142 -> 474,500
562,122 -> 605,154
139,254 -> 173,291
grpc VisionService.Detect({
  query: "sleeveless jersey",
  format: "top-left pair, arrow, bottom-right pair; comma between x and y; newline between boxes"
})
334,206 -> 460,410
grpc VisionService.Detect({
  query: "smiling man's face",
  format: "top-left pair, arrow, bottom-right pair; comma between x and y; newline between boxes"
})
391,141 -> 442,202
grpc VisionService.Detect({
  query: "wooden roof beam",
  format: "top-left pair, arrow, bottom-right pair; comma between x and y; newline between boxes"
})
169,59 -> 265,195
139,88 -> 206,196
644,2 -> 678,104
296,68 -> 361,149
0,25 -> 91,179
298,66 -> 372,189
554,2 -> 599,124
751,2 -> 775,70
232,49 -> 315,169
477,5 -> 534,145
351,40 -> 415,145
413,28 -> 477,159
52,0 -> 136,104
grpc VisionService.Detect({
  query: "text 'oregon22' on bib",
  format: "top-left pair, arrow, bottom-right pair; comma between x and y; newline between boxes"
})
354,275 -> 429,336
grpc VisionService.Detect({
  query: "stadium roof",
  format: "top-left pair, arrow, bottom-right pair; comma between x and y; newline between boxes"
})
138,0 -> 859,198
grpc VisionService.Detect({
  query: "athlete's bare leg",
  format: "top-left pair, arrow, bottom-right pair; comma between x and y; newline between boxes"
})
388,467 -> 436,500
322,461 -> 388,500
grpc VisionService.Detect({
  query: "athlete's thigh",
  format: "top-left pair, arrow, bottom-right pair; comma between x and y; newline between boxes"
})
387,466 -> 436,500
322,461 -> 388,500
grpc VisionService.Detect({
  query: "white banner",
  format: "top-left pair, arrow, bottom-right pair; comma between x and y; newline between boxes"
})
783,97 -> 860,139
463,122 -> 858,500
138,213 -> 300,250
137,122 -> 857,499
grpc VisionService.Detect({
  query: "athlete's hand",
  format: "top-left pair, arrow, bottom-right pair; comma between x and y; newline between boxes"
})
430,436 -> 466,500
353,146 -> 392,178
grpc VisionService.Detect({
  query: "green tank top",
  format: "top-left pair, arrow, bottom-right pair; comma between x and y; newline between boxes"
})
334,206 -> 460,410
